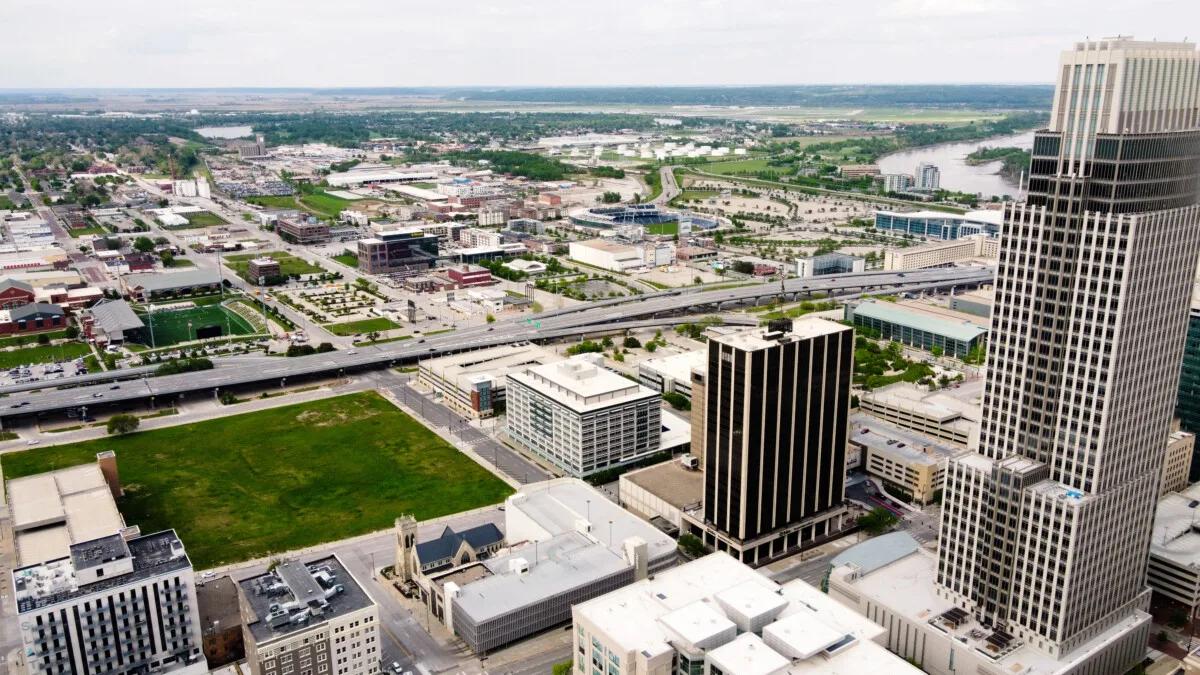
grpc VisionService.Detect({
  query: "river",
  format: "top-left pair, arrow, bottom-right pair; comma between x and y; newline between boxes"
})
877,130 -> 1035,199
195,125 -> 254,139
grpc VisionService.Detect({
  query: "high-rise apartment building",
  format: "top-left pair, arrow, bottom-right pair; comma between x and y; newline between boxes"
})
682,318 -> 853,566
937,37 -> 1200,665
9,457 -> 207,675
916,162 -> 941,191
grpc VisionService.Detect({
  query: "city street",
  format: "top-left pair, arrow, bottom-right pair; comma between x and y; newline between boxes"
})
378,372 -> 553,486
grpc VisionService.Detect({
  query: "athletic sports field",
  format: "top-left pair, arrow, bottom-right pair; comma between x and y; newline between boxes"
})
140,305 -> 255,346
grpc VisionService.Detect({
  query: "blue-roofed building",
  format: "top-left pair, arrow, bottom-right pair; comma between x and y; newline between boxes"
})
413,523 -> 505,574
873,209 -> 1003,240
828,531 -> 920,578
851,300 -> 987,358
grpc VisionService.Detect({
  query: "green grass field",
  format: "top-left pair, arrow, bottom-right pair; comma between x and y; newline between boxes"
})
246,195 -> 298,209
699,158 -> 773,176
183,211 -> 227,227
333,253 -> 359,268
324,317 -> 399,336
68,225 -> 107,238
0,196 -> 15,209
299,191 -> 351,218
0,392 -> 514,567
645,221 -> 680,236
225,252 -> 325,281
0,342 -> 91,370
139,305 -> 255,346
0,329 -> 71,348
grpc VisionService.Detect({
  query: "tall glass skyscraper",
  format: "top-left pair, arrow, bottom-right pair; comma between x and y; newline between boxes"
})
936,38 -> 1200,662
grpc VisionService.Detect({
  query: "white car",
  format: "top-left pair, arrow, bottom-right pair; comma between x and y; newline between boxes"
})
26,440 -> 40,446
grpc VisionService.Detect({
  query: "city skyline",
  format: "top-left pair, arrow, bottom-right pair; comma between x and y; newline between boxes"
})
0,0 -> 1197,89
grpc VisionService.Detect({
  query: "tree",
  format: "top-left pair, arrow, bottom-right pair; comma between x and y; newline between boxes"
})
63,325 -> 80,339
316,342 -> 335,353
36,333 -> 50,345
107,414 -> 140,435
161,251 -> 175,267
622,336 -> 641,349
930,345 -> 944,357
645,341 -> 658,353
486,313 -> 496,324
677,533 -> 708,558
601,336 -> 614,348
663,391 -> 691,411
857,507 -> 899,535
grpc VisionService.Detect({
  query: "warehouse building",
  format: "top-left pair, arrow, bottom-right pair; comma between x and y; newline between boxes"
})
568,239 -> 644,273
396,479 -> 676,655
507,355 -> 662,477
947,287 -> 994,318
850,300 -> 988,358
572,552 -> 919,675
120,269 -> 223,302
82,298 -> 145,345
417,343 -> 559,418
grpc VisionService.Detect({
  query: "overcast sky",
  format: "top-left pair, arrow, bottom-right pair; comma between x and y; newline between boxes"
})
2,0 -> 1198,88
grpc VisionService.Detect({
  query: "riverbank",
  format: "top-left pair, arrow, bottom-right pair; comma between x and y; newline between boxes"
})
878,129 -> 1036,197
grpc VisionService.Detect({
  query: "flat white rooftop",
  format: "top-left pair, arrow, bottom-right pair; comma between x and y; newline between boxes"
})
574,552 -> 918,674
8,464 -> 125,566
639,349 -> 706,385
831,546 -> 1148,674
509,355 -> 659,413
1151,482 -> 1200,569
712,317 -> 849,352
861,379 -> 982,425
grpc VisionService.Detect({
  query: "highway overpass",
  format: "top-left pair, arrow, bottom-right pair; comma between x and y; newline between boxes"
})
0,267 -> 993,421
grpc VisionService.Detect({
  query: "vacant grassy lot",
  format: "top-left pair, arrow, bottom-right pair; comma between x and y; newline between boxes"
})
0,342 -> 91,369
299,191 -> 351,218
225,252 -> 324,281
68,225 -> 107,238
1,392 -> 513,567
698,158 -> 772,176
246,195 -> 297,209
324,317 -> 399,336
139,305 -> 255,345
333,253 -> 359,268
183,211 -> 227,227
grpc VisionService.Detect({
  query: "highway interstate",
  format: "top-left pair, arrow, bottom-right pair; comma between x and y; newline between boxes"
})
0,267 -> 992,420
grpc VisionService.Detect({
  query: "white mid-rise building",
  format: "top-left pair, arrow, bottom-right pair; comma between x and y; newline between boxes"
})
573,552 -> 921,675
9,455 -> 208,675
507,355 -> 662,477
